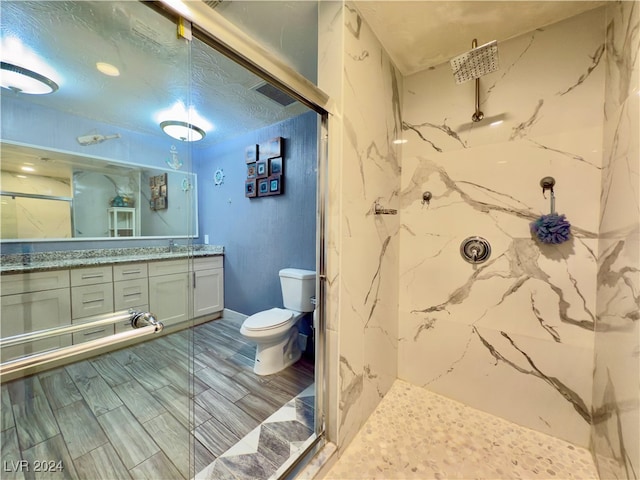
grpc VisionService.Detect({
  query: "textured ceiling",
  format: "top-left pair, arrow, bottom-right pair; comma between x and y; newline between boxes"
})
0,1 -> 308,148
356,1 -> 607,76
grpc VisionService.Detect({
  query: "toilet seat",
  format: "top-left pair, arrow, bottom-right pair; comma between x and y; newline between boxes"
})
243,308 -> 293,331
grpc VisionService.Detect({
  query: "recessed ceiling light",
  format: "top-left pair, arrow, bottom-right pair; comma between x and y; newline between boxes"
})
16,175 -> 27,178
21,166 -> 35,172
96,62 -> 120,77
392,139 -> 408,144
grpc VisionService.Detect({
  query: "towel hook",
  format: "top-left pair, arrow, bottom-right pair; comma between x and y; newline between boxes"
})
539,176 -> 556,214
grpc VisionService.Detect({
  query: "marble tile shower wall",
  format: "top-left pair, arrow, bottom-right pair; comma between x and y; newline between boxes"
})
398,8 -> 606,448
592,2 -> 640,479
319,2 -> 401,449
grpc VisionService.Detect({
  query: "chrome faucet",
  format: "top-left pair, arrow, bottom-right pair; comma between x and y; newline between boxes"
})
168,239 -> 175,253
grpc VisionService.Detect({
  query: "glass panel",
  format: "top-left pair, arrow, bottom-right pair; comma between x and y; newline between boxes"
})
1,2 -> 194,480
1,1 -> 323,478
189,31 -> 319,477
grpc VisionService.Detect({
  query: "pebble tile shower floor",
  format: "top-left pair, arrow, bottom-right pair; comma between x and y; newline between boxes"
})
325,380 -> 598,480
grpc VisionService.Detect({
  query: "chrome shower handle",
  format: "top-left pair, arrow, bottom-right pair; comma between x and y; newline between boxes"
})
374,201 -> 398,215
130,310 -> 163,332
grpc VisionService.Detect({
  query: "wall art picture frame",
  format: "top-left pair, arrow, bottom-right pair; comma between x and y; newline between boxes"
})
150,173 -> 168,210
245,179 -> 257,198
245,144 -> 258,163
155,196 -> 167,210
246,163 -> 257,179
258,136 -> 282,160
256,161 -> 268,179
269,157 -> 283,176
257,178 -> 269,196
267,174 -> 282,195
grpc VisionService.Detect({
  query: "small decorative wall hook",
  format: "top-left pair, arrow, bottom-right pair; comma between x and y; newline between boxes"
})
422,191 -> 432,206
540,176 -> 555,197
539,176 -> 556,214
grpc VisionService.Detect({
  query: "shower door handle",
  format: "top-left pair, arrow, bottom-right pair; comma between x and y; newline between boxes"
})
130,311 -> 163,331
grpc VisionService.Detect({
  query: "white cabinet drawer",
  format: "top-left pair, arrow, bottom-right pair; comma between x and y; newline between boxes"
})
71,283 -> 114,320
113,263 -> 148,281
114,278 -> 149,310
1,270 -> 70,296
72,324 -> 115,344
70,266 -> 113,286
148,259 -> 189,277
193,256 -> 223,271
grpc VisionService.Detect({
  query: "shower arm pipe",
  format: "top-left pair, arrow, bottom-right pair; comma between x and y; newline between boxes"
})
472,39 -> 484,122
0,314 -> 163,378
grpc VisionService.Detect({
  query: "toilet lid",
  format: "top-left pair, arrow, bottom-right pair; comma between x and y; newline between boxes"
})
243,308 -> 293,331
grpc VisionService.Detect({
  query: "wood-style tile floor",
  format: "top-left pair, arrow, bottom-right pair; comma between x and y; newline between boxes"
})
0,315 -> 315,480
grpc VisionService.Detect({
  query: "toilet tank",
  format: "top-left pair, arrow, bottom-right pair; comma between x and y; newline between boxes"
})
279,268 -> 316,312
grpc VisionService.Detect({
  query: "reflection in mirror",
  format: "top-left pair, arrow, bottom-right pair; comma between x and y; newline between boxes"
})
0,142 -> 197,240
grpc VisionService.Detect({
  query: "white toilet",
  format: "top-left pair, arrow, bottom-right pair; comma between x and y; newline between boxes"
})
240,268 -> 315,375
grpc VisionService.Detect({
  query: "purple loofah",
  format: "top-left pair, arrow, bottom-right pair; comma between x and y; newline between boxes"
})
530,213 -> 571,244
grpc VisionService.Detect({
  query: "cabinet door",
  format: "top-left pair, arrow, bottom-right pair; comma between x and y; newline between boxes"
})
1,289 -> 72,362
193,268 -> 224,317
149,273 -> 189,326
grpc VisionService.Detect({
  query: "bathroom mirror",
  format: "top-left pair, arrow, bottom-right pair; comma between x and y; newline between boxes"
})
0,141 -> 198,240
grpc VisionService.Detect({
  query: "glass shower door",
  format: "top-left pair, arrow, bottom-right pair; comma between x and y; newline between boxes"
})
1,1 -> 196,478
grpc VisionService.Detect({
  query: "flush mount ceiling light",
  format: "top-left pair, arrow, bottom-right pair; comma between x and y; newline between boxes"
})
1,61 -> 59,94
1,37 -> 60,95
160,120 -> 206,142
156,101 -> 213,142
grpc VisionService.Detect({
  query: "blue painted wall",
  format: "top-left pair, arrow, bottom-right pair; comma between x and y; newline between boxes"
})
196,111 -> 318,316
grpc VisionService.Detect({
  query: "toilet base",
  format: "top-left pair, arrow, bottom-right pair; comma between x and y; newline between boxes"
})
253,327 -> 301,376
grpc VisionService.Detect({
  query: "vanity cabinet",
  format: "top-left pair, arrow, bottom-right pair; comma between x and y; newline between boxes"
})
148,259 -> 190,326
1,254 -> 223,362
0,270 -> 72,362
193,257 -> 224,317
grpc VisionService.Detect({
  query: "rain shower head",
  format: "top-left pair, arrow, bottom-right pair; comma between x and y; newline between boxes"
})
450,40 -> 499,84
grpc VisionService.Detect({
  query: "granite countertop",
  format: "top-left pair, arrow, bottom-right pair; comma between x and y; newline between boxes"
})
0,245 -> 224,274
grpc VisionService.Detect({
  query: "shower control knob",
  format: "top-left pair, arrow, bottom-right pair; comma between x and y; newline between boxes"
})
460,236 -> 491,264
